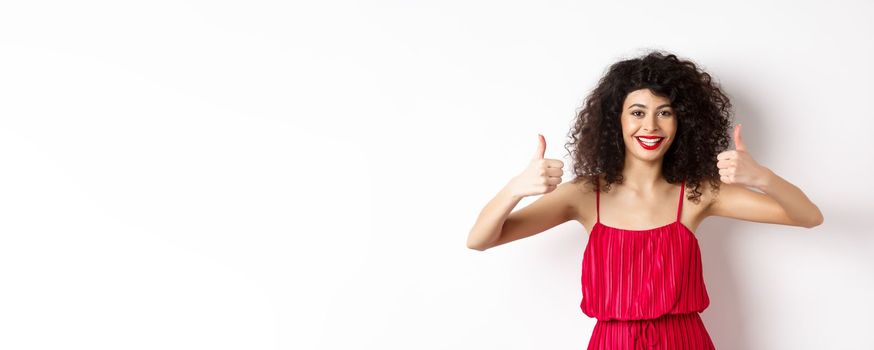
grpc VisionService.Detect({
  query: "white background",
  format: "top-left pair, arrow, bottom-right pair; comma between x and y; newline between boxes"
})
1,1 -> 872,349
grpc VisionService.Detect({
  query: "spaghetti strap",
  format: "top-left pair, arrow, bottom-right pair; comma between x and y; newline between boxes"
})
595,176 -> 600,224
676,177 -> 686,222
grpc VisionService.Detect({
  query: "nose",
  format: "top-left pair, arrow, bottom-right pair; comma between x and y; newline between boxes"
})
643,116 -> 659,132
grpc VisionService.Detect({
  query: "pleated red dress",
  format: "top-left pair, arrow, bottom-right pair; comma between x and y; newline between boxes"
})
581,177 -> 715,349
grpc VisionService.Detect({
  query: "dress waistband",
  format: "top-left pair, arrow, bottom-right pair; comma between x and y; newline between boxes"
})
630,319 -> 658,350
595,313 -> 703,349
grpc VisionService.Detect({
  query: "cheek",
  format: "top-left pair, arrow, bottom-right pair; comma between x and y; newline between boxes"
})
660,120 -> 677,135
622,118 -> 640,132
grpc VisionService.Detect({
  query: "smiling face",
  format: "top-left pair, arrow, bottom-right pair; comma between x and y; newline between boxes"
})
620,88 -> 678,162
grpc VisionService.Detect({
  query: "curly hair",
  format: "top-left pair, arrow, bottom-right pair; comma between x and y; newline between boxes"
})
564,50 -> 733,204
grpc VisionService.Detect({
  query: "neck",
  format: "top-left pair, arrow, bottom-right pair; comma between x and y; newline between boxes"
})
621,152 -> 666,192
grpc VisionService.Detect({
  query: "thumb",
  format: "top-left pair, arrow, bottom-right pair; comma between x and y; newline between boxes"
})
733,123 -> 746,151
533,133 -> 546,160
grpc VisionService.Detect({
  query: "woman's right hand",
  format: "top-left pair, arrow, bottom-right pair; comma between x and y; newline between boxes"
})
507,134 -> 565,198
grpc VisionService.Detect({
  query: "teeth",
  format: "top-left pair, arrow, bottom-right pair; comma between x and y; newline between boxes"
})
636,137 -> 663,146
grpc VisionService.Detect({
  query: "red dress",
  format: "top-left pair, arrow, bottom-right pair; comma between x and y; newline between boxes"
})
581,177 -> 715,349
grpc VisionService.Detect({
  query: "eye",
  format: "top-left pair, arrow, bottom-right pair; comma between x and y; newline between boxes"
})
631,110 -> 644,117
659,110 -> 673,117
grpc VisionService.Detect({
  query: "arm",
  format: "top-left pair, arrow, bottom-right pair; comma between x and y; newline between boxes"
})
707,167 -> 824,228
467,133 -> 576,251
758,167 -> 824,227
466,180 -> 577,251
709,123 -> 824,228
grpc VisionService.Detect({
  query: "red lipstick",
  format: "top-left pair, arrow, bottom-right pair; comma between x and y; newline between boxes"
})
635,136 -> 664,150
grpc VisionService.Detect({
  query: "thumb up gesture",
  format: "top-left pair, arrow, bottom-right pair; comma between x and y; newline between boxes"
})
716,124 -> 770,189
508,134 -> 565,198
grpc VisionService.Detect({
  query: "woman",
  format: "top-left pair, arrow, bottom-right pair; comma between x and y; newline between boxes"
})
465,50 -> 823,349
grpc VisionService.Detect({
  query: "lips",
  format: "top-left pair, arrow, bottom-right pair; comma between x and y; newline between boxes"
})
635,136 -> 664,150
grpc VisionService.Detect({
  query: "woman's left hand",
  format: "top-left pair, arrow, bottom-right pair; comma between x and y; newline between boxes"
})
716,124 -> 772,189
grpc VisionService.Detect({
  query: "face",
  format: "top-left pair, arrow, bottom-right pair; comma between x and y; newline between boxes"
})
620,88 -> 677,162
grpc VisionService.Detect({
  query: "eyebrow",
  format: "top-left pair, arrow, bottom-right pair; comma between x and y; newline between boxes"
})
628,103 -> 672,110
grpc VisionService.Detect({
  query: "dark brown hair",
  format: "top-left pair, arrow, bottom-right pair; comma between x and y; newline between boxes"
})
564,50 -> 733,203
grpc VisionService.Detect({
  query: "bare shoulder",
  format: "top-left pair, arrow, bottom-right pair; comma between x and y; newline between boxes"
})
565,175 -> 601,224
695,178 -> 718,204
665,177 -> 718,233
691,178 -> 720,221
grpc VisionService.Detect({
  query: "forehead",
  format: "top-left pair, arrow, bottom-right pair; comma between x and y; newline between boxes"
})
623,88 -> 671,107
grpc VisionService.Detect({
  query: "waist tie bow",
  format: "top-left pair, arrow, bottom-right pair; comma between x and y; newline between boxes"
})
630,319 -> 659,349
